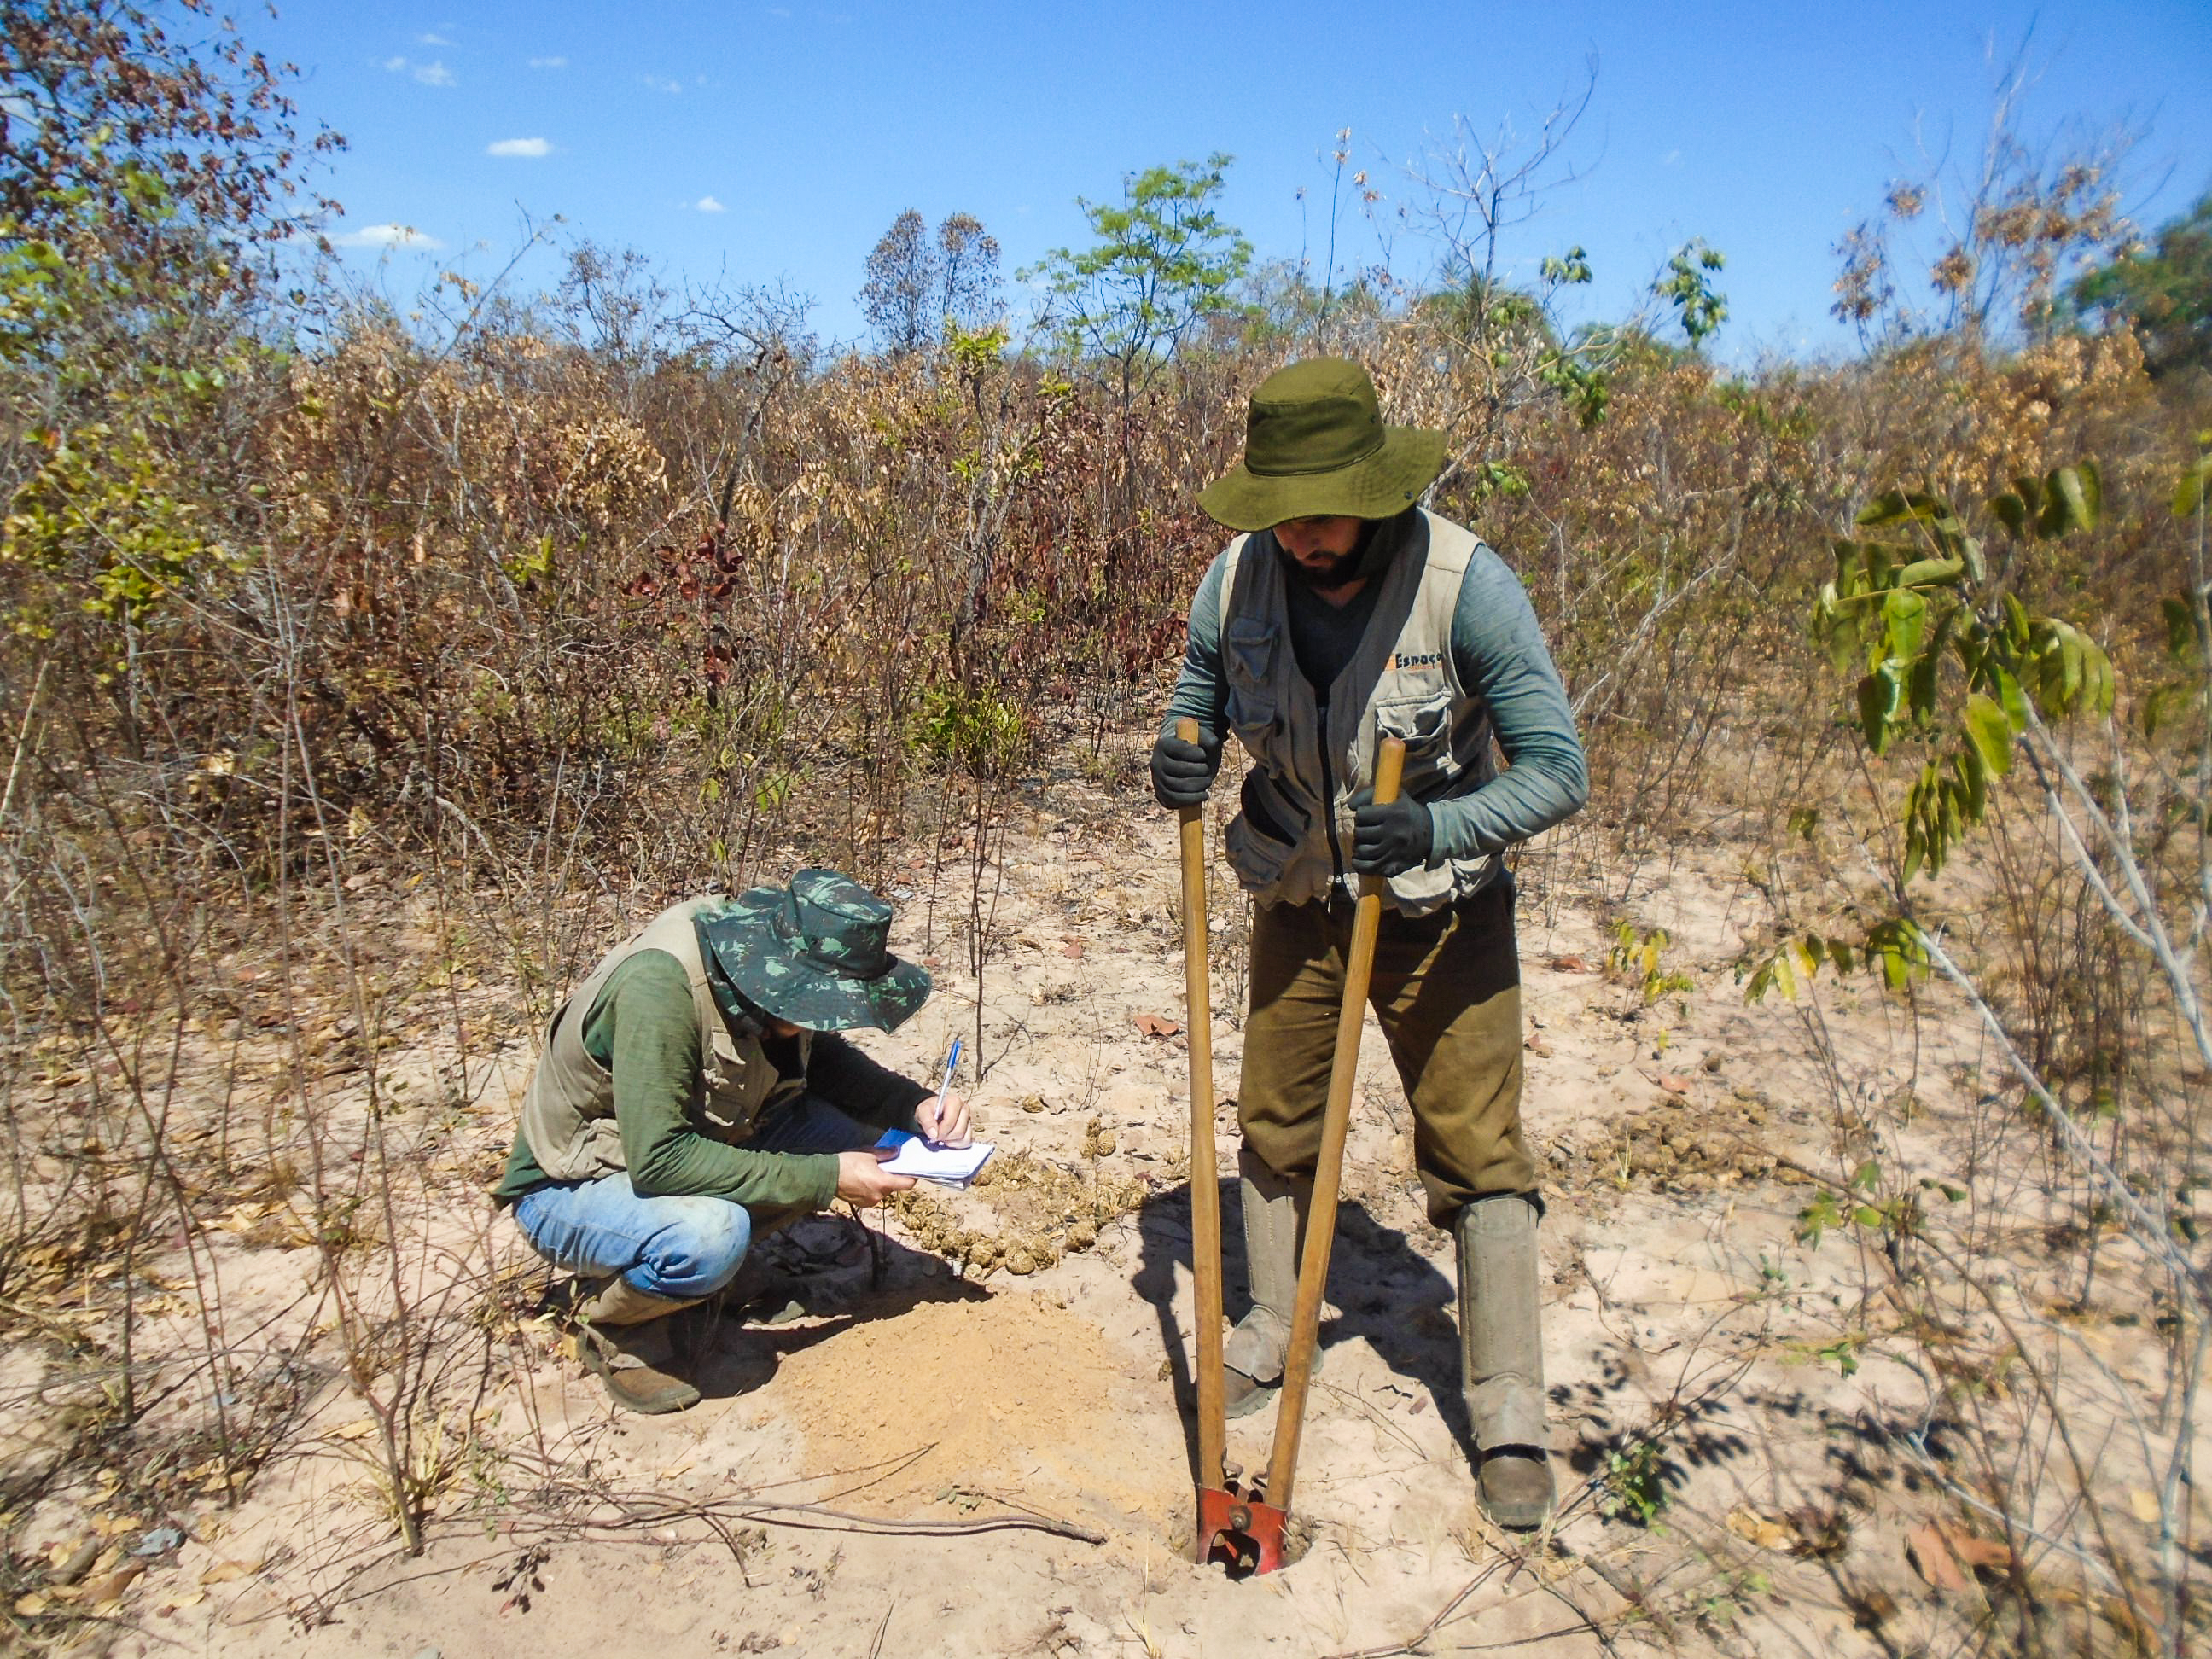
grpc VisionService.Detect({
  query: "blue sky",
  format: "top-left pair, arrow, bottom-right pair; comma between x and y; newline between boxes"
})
249,1 -> 2212,361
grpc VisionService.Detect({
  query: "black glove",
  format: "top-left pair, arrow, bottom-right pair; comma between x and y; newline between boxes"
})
1348,789 -> 1433,876
1150,727 -> 1220,809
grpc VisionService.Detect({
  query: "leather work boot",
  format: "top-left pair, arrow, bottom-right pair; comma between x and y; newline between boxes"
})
1223,1148 -> 1316,1418
1455,1194 -> 1556,1530
573,1277 -> 703,1415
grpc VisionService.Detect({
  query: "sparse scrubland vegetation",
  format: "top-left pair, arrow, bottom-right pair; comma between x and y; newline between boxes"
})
0,4 -> 2205,1654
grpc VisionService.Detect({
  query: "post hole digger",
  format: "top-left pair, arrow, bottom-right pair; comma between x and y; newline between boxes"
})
1178,717 -> 1407,1576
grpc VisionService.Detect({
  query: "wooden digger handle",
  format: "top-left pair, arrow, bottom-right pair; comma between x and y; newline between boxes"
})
1177,718 -> 1227,1494
1264,736 -> 1406,1517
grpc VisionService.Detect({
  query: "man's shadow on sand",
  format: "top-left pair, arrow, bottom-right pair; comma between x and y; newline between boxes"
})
1130,1178 -> 1477,1479
534,1212 -> 987,1406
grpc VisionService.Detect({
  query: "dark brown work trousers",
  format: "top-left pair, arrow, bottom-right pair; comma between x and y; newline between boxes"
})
1237,879 -> 1535,1226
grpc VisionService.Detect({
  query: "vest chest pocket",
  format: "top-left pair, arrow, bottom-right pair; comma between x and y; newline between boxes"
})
1224,622 -> 1282,752
697,1071 -> 765,1143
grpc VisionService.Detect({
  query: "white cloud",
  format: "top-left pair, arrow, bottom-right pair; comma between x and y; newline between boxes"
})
527,55 -> 567,69
768,6 -> 791,15
1662,148 -> 1682,166
379,55 -> 456,85
695,195 -> 725,213
417,32 -> 454,46
487,137 -> 551,158
640,74 -> 682,94
329,223 -> 443,250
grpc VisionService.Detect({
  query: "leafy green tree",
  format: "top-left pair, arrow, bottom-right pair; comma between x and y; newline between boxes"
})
1022,153 -> 1254,399
1656,238 -> 1727,346
1749,455 -> 2211,1653
2069,192 -> 2212,377
0,2 -> 327,644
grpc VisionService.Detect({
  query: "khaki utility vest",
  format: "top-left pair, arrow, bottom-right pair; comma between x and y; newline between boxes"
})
1218,509 -> 1502,916
519,897 -> 809,1183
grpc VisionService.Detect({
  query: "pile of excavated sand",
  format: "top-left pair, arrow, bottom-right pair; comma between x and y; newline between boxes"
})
770,1290 -> 1183,1535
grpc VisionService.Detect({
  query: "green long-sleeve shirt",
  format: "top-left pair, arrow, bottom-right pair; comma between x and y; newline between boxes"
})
492,952 -> 929,1209
1162,515 -> 1588,856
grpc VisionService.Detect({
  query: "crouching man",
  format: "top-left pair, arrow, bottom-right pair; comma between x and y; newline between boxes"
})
491,870 -> 966,1412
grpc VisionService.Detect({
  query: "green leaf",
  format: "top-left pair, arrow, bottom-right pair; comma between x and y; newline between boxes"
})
1954,746 -> 1987,821
2085,636 -> 2116,714
1883,588 -> 1928,659
1963,693 -> 2013,776
1894,556 -> 1965,589
1988,491 -> 2029,536
2040,463 -> 2099,538
1813,585 -> 1860,676
2066,461 -> 2101,530
2166,596 -> 2205,663
1849,1158 -> 1881,1191
1852,1206 -> 1884,1229
1995,667 -> 2030,731
1959,534 -> 1987,585
2003,592 -> 2032,648
1908,646 -> 1940,718
1858,670 -> 1899,753
1795,1195 -> 1837,1246
2174,456 -> 2211,520
1856,489 -> 1946,529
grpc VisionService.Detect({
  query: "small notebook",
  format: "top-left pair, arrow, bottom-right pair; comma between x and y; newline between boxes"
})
876,1129 -> 995,1188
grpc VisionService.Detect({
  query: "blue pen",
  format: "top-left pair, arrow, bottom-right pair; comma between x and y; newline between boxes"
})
928,1037 -> 962,1144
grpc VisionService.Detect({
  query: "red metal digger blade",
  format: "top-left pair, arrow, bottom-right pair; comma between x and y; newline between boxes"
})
1196,1481 -> 1287,1577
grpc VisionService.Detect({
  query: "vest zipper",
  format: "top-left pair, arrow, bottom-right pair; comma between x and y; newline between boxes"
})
1318,735 -> 1348,894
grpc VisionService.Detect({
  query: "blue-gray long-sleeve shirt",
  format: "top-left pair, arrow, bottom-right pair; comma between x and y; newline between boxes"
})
1162,524 -> 1589,859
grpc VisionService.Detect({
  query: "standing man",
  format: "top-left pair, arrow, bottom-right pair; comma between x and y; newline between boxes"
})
492,870 -> 969,1413
1154,358 -> 1587,1528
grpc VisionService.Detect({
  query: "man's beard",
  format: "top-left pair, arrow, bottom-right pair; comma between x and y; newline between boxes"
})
1280,544 -> 1365,591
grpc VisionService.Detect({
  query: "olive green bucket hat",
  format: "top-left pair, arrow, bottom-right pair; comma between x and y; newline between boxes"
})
1196,358 -> 1448,532
696,870 -> 931,1033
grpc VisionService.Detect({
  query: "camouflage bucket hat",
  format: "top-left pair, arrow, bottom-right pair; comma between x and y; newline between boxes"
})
1196,357 -> 1447,532
697,870 -> 931,1033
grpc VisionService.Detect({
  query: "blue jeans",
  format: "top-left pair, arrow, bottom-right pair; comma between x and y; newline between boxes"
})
510,1095 -> 882,1301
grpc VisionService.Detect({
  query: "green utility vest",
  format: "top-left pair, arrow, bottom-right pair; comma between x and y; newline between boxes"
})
1218,509 -> 1502,917
518,897 -> 809,1183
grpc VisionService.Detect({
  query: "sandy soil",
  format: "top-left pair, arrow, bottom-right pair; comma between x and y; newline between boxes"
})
2,746 -> 2197,1657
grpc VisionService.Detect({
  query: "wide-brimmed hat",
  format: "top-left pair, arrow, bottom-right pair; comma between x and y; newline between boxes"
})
696,870 -> 931,1033
1196,358 -> 1447,532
